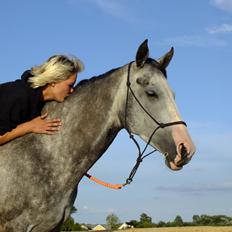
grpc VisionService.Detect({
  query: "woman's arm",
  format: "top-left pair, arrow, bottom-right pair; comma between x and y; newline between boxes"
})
0,113 -> 61,145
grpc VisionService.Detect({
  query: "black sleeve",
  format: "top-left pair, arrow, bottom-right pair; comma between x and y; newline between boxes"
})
0,123 -> 11,135
0,100 -> 25,135
0,81 -> 28,135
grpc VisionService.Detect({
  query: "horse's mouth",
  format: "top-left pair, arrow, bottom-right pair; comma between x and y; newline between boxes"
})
165,142 -> 193,171
165,159 -> 183,171
165,150 -> 190,171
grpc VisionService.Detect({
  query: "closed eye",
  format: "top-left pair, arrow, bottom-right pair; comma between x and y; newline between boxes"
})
146,89 -> 158,98
69,83 -> 75,89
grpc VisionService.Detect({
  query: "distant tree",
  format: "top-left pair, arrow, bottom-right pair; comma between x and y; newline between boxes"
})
140,213 -> 152,223
219,215 -> 232,225
157,220 -> 166,227
173,215 -> 184,226
199,214 -> 213,225
127,220 -> 139,228
201,215 -> 232,226
61,217 -> 82,231
70,206 -> 77,214
106,213 -> 120,230
138,213 -> 153,228
192,215 -> 201,225
61,206 -> 82,231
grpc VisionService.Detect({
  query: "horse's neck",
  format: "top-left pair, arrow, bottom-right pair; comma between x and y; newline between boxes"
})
42,65 -> 127,181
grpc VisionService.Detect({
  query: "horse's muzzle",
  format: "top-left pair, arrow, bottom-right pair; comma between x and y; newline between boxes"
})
165,143 -> 195,171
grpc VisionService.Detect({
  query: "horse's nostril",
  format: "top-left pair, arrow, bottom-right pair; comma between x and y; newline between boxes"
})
175,143 -> 189,167
180,143 -> 188,159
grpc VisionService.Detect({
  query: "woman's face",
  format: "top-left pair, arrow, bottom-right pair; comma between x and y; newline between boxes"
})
52,73 -> 77,102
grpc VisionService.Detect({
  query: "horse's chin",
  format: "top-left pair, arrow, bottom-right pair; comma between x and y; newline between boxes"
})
165,157 -> 183,171
169,161 -> 183,171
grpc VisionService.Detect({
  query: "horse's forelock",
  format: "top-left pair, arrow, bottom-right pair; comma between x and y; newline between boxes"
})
146,58 -> 167,78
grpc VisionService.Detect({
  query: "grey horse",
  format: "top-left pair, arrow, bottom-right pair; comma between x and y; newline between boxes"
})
0,40 -> 195,232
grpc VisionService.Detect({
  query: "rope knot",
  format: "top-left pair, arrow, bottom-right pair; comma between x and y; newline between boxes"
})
159,123 -> 165,128
126,178 -> 132,185
137,157 -> 143,163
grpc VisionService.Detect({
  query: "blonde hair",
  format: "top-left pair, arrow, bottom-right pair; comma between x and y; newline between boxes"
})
28,55 -> 84,88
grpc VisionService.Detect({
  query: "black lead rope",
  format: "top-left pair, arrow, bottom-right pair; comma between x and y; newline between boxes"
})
123,62 -> 187,187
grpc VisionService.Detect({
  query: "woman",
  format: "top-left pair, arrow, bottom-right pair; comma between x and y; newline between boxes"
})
0,54 -> 84,145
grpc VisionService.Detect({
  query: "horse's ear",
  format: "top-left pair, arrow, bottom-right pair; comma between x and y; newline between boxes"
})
157,47 -> 174,69
136,39 -> 149,68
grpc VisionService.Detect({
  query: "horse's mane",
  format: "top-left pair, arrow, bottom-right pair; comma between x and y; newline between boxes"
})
75,67 -> 120,90
75,58 -> 167,91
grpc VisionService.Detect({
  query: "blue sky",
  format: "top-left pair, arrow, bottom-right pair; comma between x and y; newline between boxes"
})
1,0 -> 232,225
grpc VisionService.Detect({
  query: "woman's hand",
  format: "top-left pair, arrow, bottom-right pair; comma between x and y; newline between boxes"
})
28,112 -> 62,135
0,112 -> 62,145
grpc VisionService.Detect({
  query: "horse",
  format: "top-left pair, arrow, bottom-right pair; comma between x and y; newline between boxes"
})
0,40 -> 195,232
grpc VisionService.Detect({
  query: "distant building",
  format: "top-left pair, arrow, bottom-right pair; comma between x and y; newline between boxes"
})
81,224 -> 89,230
92,224 -> 106,231
118,223 -> 133,230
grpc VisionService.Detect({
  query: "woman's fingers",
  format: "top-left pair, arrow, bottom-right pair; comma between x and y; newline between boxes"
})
46,125 -> 60,131
29,113 -> 62,134
41,112 -> 61,123
40,127 -> 59,135
44,130 -> 57,135
46,120 -> 62,126
44,118 -> 62,134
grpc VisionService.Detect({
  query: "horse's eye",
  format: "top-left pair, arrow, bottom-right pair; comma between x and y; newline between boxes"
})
146,90 -> 158,98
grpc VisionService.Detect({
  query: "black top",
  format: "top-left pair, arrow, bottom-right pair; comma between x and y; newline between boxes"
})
0,70 -> 45,135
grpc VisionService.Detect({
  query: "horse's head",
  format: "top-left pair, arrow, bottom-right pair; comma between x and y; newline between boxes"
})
125,39 -> 195,171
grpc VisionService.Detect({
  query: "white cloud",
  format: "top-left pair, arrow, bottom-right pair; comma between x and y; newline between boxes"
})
95,0 -> 123,15
82,205 -> 117,214
85,0 -> 136,22
163,35 -> 227,47
156,181 -> 232,193
210,0 -> 232,12
207,23 -> 232,34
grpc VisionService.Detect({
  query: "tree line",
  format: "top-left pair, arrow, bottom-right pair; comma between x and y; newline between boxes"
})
126,213 -> 232,228
61,208 -> 232,231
